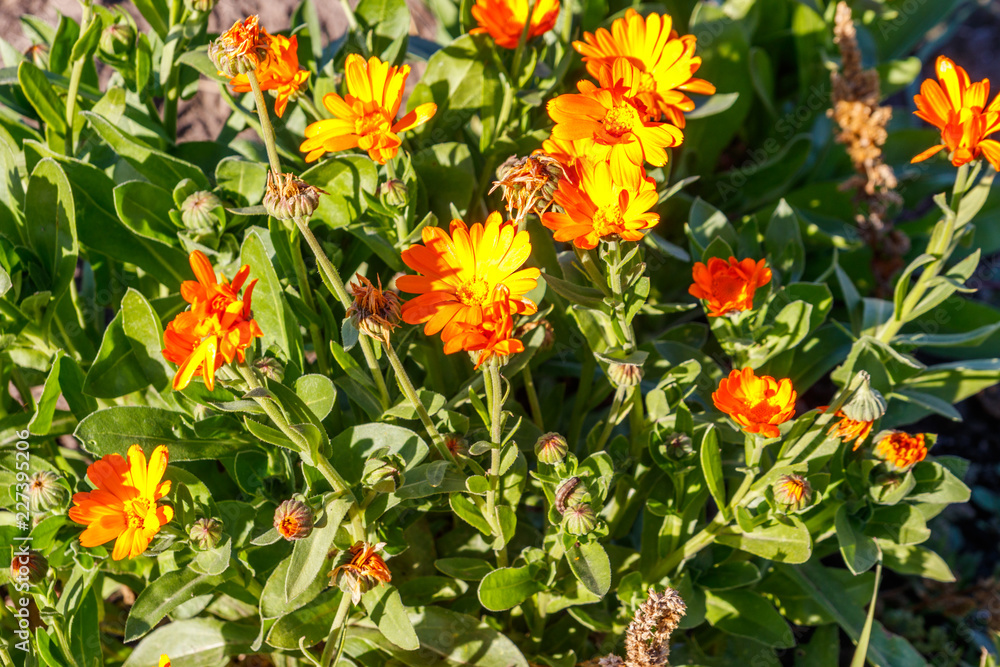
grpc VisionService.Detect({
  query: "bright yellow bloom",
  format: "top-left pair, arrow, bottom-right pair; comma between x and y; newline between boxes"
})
69,445 -> 173,561
547,58 -> 684,183
158,657 -> 170,667
912,56 -> 1000,170
573,9 -> 715,127
470,0 -> 560,49
875,432 -> 927,471
300,54 -> 437,164
712,368 -> 796,438
397,212 -> 540,341
229,34 -> 309,117
541,158 -> 658,249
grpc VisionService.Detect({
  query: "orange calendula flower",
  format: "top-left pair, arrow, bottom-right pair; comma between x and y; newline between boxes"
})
820,406 -> 874,450
443,297 -> 524,368
331,541 -> 393,604
229,34 -> 309,117
159,657 -> 170,667
547,58 -> 684,183
470,0 -> 560,49
68,445 -> 173,561
875,432 -> 928,471
542,157 -> 658,249
712,367 -> 796,438
573,9 -> 716,127
911,55 -> 1000,170
773,474 -> 812,511
398,212 -> 540,340
688,256 -> 772,317
209,15 -> 271,77
300,53 -> 437,164
162,251 -> 263,392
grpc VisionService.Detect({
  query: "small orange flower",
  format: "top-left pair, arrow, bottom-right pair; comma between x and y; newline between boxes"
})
443,297 -> 524,368
331,541 -> 393,604
688,256 -> 772,317
470,0 -> 560,49
229,34 -> 309,117
69,445 -> 173,561
911,56 -> 1000,170
573,9 -> 716,127
712,367 -> 796,438
162,251 -> 263,392
209,15 -> 271,77
347,274 -> 401,343
541,157 -> 658,249
398,212 -> 540,340
547,58 -> 684,183
820,406 -> 874,450
773,474 -> 812,510
273,499 -> 314,541
875,432 -> 928,471
300,53 -> 437,164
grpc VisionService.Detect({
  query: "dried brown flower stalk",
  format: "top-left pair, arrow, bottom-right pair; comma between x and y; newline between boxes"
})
829,1 -> 907,295
578,588 -> 687,667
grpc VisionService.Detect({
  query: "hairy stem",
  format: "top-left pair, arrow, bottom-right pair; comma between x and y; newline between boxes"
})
483,364 -> 509,567
384,340 -> 456,465
320,591 -> 353,667
246,70 -> 283,176
289,228 -> 331,375
522,366 -> 544,430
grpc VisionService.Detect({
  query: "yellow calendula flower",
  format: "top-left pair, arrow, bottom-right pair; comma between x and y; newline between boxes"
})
712,368 -> 796,439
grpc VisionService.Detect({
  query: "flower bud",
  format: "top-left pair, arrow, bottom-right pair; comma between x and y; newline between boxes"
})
185,0 -> 218,13
100,23 -> 135,58
26,470 -> 65,512
608,359 -> 644,388
534,432 -> 568,465
554,477 -> 586,514
772,474 -> 812,511
379,179 -> 408,207
263,172 -> 324,221
875,431 -> 927,471
363,450 -> 404,494
180,190 -> 223,234
843,371 -> 887,423
665,432 -> 694,460
189,518 -> 224,550
10,550 -> 47,586
444,434 -> 468,459
273,499 -> 314,541
562,503 -> 597,535
254,356 -> 285,383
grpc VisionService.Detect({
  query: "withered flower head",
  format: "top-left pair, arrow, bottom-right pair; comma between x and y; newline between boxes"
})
534,432 -> 568,465
10,550 -> 48,586
254,356 -> 285,382
622,588 -> 687,666
27,470 -> 65,512
273,499 -> 314,541
189,517 -> 224,550
773,474 -> 812,511
444,434 -> 468,458
491,154 -> 565,221
263,171 -> 324,221
513,318 -> 555,349
347,274 -> 402,344
209,16 -> 271,77
330,541 -> 392,604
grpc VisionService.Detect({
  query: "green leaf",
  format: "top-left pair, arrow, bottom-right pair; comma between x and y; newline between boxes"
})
215,156 -> 268,206
125,568 -> 232,641
69,16 -> 103,62
130,0 -> 170,38
301,155 -> 378,230
285,497 -> 351,603
83,111 -> 209,189
121,288 -> 173,391
18,61 -> 67,134
566,539 -> 610,598
449,492 -> 492,535
355,0 -> 410,61
295,374 -> 336,422
434,557 -> 493,581
121,618 -> 256,667
266,589 -> 343,649
908,460 -> 971,504
362,584 -> 420,651
716,516 -> 812,564
83,310 -> 155,399
28,352 -> 95,435
113,181 -> 178,244
412,142 -> 476,221
25,158 -> 77,298
478,566 -> 543,611
542,273 -> 606,309
698,425 -> 726,517
241,230 -> 299,362
330,423 -> 429,486
704,589 -> 794,648
260,554 -> 326,619
880,543 -> 955,582
765,199 -> 805,284
68,587 -> 103,667
696,561 -> 762,590
835,505 -> 878,575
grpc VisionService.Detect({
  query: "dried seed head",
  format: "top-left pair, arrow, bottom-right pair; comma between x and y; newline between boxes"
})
262,171 -> 324,221
330,541 -> 392,605
26,470 -> 65,512
773,474 -> 813,511
492,154 -> 565,219
189,518 -> 224,550
346,274 -> 402,344
623,587 -> 687,666
534,432 -> 568,465
209,15 -> 271,77
273,499 -> 314,541
10,550 -> 48,586
608,359 -> 644,388
563,503 -> 597,535
842,371 -> 887,423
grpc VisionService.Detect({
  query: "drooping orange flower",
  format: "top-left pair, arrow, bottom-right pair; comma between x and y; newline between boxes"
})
229,34 -> 310,117
820,406 -> 874,450
541,157 -> 659,249
162,251 -> 263,392
911,56 -> 1000,170
398,212 -> 540,340
300,53 -> 437,164
470,0 -> 560,49
712,367 -> 796,438
573,9 -> 716,127
547,58 -> 684,183
688,256 -> 772,317
68,445 -> 173,561
443,296 -> 524,368
875,432 -> 928,471
331,541 -> 393,604
209,15 -> 271,77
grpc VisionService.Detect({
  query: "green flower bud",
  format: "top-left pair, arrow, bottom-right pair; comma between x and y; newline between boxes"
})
99,23 -> 135,58
254,357 -> 285,383
379,179 -> 408,207
181,191 -> 222,233
562,503 -> 597,535
534,432 -> 568,465
26,470 -> 65,512
185,0 -> 218,13
608,359 -> 643,388
363,450 -> 404,494
554,477 -> 586,514
665,432 -> 694,460
274,499 -> 314,541
189,518 -> 224,550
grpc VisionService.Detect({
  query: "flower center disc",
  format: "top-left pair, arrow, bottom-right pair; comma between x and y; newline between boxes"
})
593,204 -> 624,238
457,277 -> 491,305
604,103 -> 640,137
124,497 -> 151,528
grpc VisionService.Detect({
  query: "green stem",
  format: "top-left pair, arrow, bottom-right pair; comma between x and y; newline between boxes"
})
567,353 -> 595,450
522,366 -> 544,430
292,216 -> 391,408
338,0 -> 359,30
384,340 -> 456,466
592,386 -> 626,452
483,364 -> 509,568
0,643 -> 13,667
64,1 -> 93,156
300,91 -> 324,122
247,70 -> 283,176
320,591 -> 353,667
608,241 -> 636,353
728,435 -> 766,511
289,227 -> 331,375
658,514 -> 727,575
